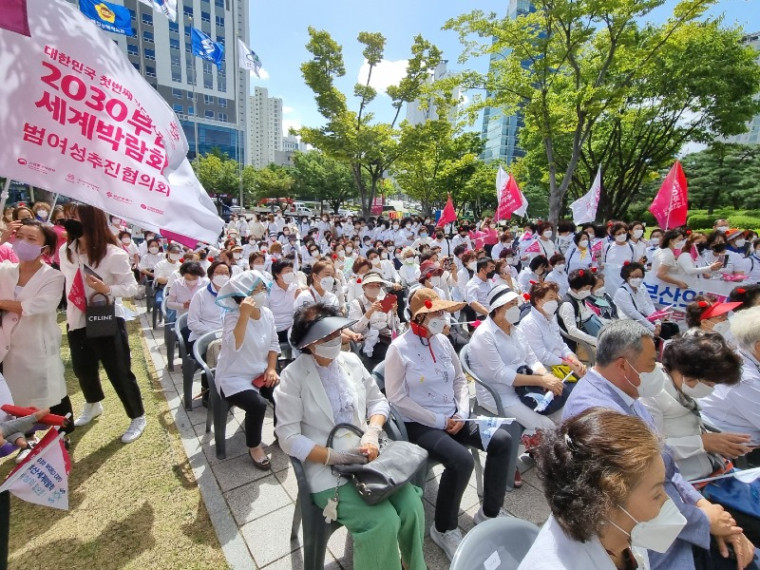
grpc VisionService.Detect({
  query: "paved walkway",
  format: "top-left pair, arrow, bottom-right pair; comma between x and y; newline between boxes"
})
137,306 -> 551,569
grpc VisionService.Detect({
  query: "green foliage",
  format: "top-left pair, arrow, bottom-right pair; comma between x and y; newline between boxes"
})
191,153 -> 240,198
686,209 -> 760,231
250,164 -> 294,207
290,151 -> 359,212
446,0 -> 760,224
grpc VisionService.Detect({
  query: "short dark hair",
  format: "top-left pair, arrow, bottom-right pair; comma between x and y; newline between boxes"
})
271,258 -> 293,278
179,261 -> 205,277
206,260 -> 230,279
685,294 -> 718,328
536,408 -> 661,542
729,284 -> 760,310
557,219 -> 576,234
19,219 -> 57,254
549,253 -> 565,266
530,281 -> 559,306
661,229 -> 684,249
620,261 -> 645,282
662,332 -> 741,385
453,244 -> 468,257
290,303 -> 340,354
568,269 -> 595,290
529,255 -> 549,272
476,257 -> 494,273
610,221 -> 628,236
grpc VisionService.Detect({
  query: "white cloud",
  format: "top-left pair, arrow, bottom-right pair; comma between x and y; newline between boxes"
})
282,105 -> 295,114
356,58 -> 408,95
283,119 -> 302,137
247,68 -> 270,80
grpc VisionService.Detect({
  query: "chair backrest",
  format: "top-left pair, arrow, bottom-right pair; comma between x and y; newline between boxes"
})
450,517 -> 540,570
161,290 -> 170,319
175,312 -> 189,356
193,329 -> 223,374
460,343 -> 507,417
371,361 -> 386,393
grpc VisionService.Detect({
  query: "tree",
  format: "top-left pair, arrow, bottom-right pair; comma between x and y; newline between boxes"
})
683,143 -> 760,213
291,151 -> 359,213
251,164 -> 294,210
298,28 -> 442,217
446,0 -> 760,224
191,153 -> 240,199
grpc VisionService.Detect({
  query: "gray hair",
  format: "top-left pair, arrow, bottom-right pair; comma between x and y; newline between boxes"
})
730,306 -> 760,353
596,320 -> 654,366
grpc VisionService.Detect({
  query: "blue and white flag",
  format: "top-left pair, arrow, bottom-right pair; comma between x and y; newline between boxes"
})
190,27 -> 224,68
237,38 -> 262,78
79,0 -> 133,36
137,0 -> 177,22
471,416 -> 514,451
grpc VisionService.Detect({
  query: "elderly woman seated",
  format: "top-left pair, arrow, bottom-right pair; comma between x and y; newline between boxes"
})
684,296 -> 742,340
274,303 -> 426,570
558,268 -> 604,350
519,408 -> 682,570
347,271 -> 399,364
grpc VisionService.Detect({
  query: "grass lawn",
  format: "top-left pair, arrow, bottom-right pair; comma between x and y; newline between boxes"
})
1,316 -> 229,570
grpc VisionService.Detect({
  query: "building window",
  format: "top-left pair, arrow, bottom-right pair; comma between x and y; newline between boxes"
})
216,36 -> 225,45
215,16 -> 224,27
202,62 -> 213,74
129,9 -> 136,21
215,0 -> 224,7
187,91 -> 194,100
132,62 -> 140,71
201,11 -> 210,23
171,54 -> 181,66
127,43 -> 139,56
142,13 -> 153,25
186,72 -> 195,85
204,94 -> 215,104
184,26 -> 190,37
169,21 -> 179,33
219,98 -> 227,108
145,66 -> 156,78
185,42 -> 191,52
173,104 -> 183,114
217,78 -> 226,92
171,67 -> 182,82
144,48 -> 156,61
170,38 -> 180,50
183,6 -> 193,18
204,77 -> 213,89
143,31 -> 154,43
188,106 -> 194,115
172,88 -> 183,98
205,110 -> 215,119
219,113 -> 227,122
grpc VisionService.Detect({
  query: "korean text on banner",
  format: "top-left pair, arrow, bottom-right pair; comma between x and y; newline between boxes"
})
495,167 -> 528,220
0,0 -> 223,244
649,160 -> 688,230
0,428 -> 71,510
78,0 -> 134,36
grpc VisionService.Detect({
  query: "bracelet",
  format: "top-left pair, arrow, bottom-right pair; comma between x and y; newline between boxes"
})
324,448 -> 331,465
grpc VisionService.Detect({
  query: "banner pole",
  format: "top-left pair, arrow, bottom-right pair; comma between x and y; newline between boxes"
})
0,490 -> 9,570
0,178 -> 11,214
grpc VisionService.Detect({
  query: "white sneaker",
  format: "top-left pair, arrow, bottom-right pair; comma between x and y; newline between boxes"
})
121,416 -> 147,443
14,436 -> 39,464
473,506 -> 511,525
429,525 -> 463,561
74,402 -> 103,427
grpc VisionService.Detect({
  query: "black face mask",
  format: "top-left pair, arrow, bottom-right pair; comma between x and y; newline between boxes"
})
696,243 -> 707,253
436,234 -> 444,240
486,270 -> 496,279
63,218 -> 83,239
712,243 -> 726,253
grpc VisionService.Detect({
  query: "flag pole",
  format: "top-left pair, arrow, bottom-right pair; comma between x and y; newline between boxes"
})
664,165 -> 674,231
0,490 -> 8,570
187,16 -> 200,159
0,178 -> 11,214
232,29 -> 244,210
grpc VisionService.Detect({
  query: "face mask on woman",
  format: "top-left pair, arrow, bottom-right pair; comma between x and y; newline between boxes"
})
36,209 -> 49,220
632,229 -> 644,239
615,234 -> 627,243
681,380 -> 715,399
320,276 -> 335,291
253,263 -> 265,272
649,237 -> 660,246
541,299 -> 559,316
312,336 -> 342,359
212,274 -> 230,288
252,291 -> 269,308
542,230 -> 552,239
404,257 -> 416,266
610,499 -> 686,553
169,253 -> 181,261
673,239 -> 686,250
467,261 -> 476,271
629,277 -> 643,288
425,316 -> 447,335
504,305 -> 521,325
12,240 -> 43,262
578,239 -> 589,249
573,289 -> 591,300
121,237 -> 131,245
281,272 -> 295,285
149,247 -> 159,255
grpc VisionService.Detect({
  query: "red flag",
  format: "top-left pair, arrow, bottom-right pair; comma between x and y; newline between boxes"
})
0,0 -> 30,36
67,268 -> 87,312
649,161 -> 688,230
436,195 -> 457,227
523,240 -> 541,254
496,167 -> 529,220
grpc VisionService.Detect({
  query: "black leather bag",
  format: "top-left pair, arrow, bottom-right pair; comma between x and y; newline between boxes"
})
85,292 -> 118,339
327,423 -> 428,505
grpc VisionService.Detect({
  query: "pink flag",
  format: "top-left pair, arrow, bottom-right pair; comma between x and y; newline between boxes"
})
161,228 -> 198,249
591,240 -> 603,254
495,167 -> 528,220
0,0 -> 30,36
523,239 -> 541,254
67,268 -> 87,312
649,161 -> 688,230
436,194 -> 456,227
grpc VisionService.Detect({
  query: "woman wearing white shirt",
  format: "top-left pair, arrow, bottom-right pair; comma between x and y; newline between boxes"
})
613,262 -> 661,334
628,221 -> 648,261
153,244 -> 182,306
517,255 -> 549,294
469,286 -> 565,433
59,205 -> 145,443
187,261 -> 229,345
137,238 -> 163,282
118,230 -> 139,278
676,232 -> 722,282
558,269 -> 603,349
517,281 -> 586,377
646,229 -> 663,264
166,261 -> 208,317
565,232 -> 595,273
385,288 -> 515,560
214,271 -> 280,469
268,259 -> 301,343
397,247 -> 421,288
651,229 -> 689,290
544,253 -> 569,298
532,221 -> 557,260
347,272 -> 397,363
0,221 -> 70,433
294,259 -> 339,310
603,222 -> 637,294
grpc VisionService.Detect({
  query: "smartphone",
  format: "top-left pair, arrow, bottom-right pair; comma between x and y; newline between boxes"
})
82,264 -> 103,281
252,374 -> 266,389
380,294 -> 397,313
443,258 -> 453,270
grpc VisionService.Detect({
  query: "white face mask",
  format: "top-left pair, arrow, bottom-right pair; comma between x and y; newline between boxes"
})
312,335 -> 342,359
169,253 -> 181,261
541,300 -> 559,316
149,247 -> 159,255
371,259 -> 381,266
735,239 -> 746,248
184,278 -> 199,288
681,380 -> 715,399
717,226 -> 729,233
281,272 -> 295,284
674,239 -> 686,250
345,247 -> 353,254
381,252 -> 389,260
542,230 -> 553,239
505,305 -> 521,324
467,261 -> 476,271
430,275 -> 443,288
629,277 -> 644,288
506,257 -> 515,265
573,289 -> 591,300
613,499 -> 687,553
320,276 -> 335,291
121,237 -> 131,245
393,224 -> 399,230
404,257 -> 416,266
252,291 -> 269,308
554,264 -> 566,273
711,320 -> 731,336
212,275 -> 230,287
36,210 -> 49,220
425,316 -> 447,335
615,233 -> 627,243
233,252 -> 242,260
632,229 -> 644,239
579,239 -> 589,249
252,263 -> 265,272
649,237 -> 660,246
593,286 -> 606,298
625,361 -> 665,398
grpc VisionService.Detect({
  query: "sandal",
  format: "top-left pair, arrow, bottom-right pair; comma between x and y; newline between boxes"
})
249,450 -> 271,471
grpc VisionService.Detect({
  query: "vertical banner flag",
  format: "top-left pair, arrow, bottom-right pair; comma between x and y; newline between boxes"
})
495,166 -> 528,220
237,39 -> 262,78
649,161 -> 688,230
0,428 -> 71,510
191,27 -> 225,68
0,0 -> 224,243
370,195 -> 384,216
0,0 -> 31,36
570,167 -> 601,224
78,0 -> 134,36
137,0 -> 177,22
436,194 -> 456,228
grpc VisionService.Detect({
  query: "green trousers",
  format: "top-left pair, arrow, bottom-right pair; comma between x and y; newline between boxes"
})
312,482 -> 427,570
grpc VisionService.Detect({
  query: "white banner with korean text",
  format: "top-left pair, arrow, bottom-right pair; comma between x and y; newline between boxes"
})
0,0 -> 222,243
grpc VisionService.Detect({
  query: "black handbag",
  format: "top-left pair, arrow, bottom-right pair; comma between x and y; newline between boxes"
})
327,423 -> 428,505
85,292 -> 118,339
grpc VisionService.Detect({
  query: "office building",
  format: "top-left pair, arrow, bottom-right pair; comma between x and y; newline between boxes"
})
723,32 -> 760,145
247,86 -> 283,168
480,0 -> 534,164
405,61 -> 460,126
110,0 -> 249,161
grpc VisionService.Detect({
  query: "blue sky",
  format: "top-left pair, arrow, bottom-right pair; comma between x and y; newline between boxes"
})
247,0 -> 759,137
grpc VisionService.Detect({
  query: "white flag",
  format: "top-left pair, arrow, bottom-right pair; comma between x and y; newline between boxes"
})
237,39 -> 262,78
473,416 -> 514,450
569,167 -> 602,225
137,0 -> 177,22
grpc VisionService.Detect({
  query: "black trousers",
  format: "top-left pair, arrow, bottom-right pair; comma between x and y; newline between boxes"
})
222,387 -> 274,448
406,421 -> 512,532
67,318 -> 145,419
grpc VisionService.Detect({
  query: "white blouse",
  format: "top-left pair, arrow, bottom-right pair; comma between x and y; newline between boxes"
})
517,306 -> 574,367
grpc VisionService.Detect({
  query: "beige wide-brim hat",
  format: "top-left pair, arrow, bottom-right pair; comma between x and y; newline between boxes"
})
409,287 -> 465,320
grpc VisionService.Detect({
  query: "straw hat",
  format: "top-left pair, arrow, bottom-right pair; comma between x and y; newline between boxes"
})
409,287 -> 465,320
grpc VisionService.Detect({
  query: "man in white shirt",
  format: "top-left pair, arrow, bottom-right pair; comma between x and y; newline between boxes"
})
451,226 -> 472,251
465,257 -> 496,317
